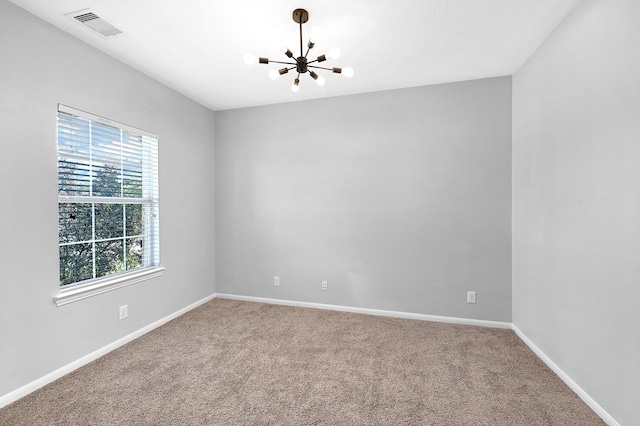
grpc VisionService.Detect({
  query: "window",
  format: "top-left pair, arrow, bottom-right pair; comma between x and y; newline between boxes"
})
56,105 -> 160,295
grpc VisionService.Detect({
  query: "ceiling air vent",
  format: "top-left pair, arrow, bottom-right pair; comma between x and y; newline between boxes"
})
66,9 -> 122,38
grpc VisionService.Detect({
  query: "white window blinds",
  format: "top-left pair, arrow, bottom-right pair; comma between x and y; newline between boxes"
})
57,104 -> 159,288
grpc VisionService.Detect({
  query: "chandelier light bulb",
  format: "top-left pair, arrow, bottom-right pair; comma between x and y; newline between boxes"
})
342,67 -> 354,78
243,53 -> 258,65
309,25 -> 323,42
327,47 -> 341,60
291,78 -> 300,92
279,47 -> 294,58
310,71 -> 325,87
269,69 -> 280,80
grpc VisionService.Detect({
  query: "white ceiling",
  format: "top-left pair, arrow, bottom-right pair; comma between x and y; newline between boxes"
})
10,0 -> 583,111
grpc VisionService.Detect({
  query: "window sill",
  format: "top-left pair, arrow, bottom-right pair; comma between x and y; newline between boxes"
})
54,266 -> 165,307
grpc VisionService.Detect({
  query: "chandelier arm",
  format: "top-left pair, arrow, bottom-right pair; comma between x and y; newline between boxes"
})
308,65 -> 335,71
268,60 -> 297,66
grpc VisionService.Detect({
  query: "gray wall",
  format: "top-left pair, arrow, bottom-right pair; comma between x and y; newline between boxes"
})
0,0 -> 215,398
216,77 -> 512,322
512,0 -> 640,424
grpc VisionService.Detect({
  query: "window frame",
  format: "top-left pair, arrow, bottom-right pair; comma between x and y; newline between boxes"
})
54,104 -> 163,306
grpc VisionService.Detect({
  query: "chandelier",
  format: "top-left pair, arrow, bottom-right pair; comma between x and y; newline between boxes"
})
244,8 -> 354,92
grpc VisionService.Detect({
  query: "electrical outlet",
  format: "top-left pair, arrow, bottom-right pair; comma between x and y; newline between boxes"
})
467,291 -> 476,304
274,276 -> 280,286
119,305 -> 128,320
321,280 -> 328,291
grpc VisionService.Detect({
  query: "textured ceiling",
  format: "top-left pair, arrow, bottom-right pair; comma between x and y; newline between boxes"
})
9,0 -> 583,111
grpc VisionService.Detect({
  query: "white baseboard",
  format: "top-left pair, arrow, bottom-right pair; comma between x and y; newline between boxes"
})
0,293 -> 216,410
213,293 -> 512,329
511,325 -> 619,426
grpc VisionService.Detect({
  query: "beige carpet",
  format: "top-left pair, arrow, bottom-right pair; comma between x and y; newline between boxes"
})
1,299 -> 604,425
